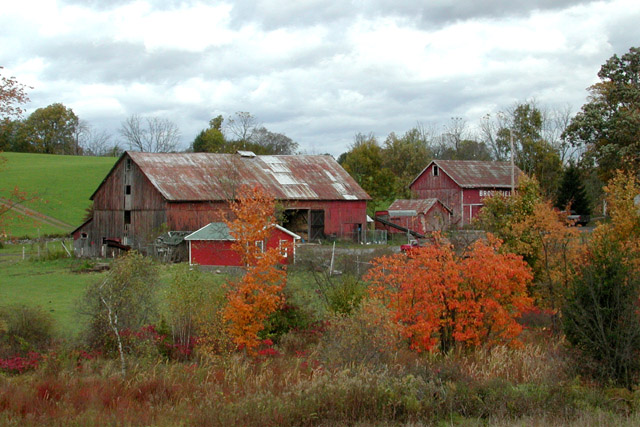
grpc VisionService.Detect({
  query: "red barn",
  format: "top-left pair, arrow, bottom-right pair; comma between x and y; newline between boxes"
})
73,151 -> 370,257
184,222 -> 300,266
376,199 -> 452,236
409,160 -> 522,226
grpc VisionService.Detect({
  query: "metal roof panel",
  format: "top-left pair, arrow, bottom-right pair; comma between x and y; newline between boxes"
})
410,160 -> 522,189
126,152 -> 370,201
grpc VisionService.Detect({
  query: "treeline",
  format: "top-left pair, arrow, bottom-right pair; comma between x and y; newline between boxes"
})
0,106 -> 298,157
338,104 -> 590,215
340,47 -> 640,215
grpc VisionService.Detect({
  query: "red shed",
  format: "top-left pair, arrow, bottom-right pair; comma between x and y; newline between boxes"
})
73,151 -> 370,257
376,199 -> 452,235
409,160 -> 522,226
184,222 -> 300,266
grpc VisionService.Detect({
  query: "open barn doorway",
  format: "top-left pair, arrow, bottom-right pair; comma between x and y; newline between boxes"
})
281,209 -> 325,242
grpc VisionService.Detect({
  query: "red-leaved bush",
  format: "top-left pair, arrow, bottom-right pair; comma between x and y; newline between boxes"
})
0,351 -> 41,374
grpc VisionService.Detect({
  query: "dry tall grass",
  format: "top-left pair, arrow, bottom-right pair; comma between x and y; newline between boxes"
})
0,327 -> 637,426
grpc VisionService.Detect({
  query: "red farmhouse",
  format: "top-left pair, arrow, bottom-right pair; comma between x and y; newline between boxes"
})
376,199 -> 452,236
73,151 -> 370,257
409,160 -> 522,226
185,222 -> 300,267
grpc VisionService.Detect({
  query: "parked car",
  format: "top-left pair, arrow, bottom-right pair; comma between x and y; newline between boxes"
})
400,239 -> 423,253
566,211 -> 590,226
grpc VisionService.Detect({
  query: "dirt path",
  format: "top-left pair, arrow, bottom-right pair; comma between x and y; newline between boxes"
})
0,197 -> 74,230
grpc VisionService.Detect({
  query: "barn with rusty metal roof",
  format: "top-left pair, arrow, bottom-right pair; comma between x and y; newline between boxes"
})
409,160 -> 522,226
73,151 -> 370,258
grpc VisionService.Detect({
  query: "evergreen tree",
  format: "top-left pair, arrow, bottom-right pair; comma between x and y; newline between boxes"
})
556,162 -> 591,215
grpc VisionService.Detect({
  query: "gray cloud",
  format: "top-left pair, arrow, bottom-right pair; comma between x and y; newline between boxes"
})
2,0 -> 638,157
228,0 -> 599,30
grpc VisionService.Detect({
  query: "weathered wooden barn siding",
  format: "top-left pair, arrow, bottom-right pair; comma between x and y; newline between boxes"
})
376,204 -> 451,235
77,157 -> 170,256
427,204 -> 452,230
393,205 -> 450,234
127,159 -> 168,245
166,201 -> 230,231
410,164 -> 462,223
92,158 -> 124,210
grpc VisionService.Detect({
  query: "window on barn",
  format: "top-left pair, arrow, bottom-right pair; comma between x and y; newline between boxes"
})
255,240 -> 264,252
124,210 -> 131,225
125,185 -> 131,195
125,158 -> 132,171
432,165 -> 439,176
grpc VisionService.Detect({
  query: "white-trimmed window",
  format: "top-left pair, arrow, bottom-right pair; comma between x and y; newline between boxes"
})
432,165 -> 439,176
279,239 -> 288,257
255,240 -> 264,252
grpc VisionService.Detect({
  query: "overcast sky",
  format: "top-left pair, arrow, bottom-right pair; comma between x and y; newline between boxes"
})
2,0 -> 639,156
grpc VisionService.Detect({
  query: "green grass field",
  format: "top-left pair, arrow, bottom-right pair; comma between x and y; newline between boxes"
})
0,244 -> 322,339
0,152 -> 117,238
0,256 -> 104,337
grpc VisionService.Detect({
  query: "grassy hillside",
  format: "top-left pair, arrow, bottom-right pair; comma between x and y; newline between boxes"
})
0,152 -> 117,237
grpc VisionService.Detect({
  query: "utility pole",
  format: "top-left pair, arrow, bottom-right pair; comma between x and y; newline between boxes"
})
510,128 -> 515,195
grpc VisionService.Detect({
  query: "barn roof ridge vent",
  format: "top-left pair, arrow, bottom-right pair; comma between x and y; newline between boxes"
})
236,150 -> 256,158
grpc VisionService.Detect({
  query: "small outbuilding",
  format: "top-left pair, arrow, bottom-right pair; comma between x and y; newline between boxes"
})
376,199 -> 452,236
184,222 -> 300,267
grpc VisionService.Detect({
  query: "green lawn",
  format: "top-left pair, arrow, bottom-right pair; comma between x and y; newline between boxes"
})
0,256 -> 105,337
0,152 -> 117,236
1,209 -> 68,238
0,246 -> 325,340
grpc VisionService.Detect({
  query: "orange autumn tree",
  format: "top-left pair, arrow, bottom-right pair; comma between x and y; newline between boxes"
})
365,236 -> 533,352
221,185 -> 289,354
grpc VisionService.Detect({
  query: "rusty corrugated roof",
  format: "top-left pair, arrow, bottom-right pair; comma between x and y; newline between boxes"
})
410,160 -> 522,189
124,152 -> 370,201
389,199 -> 452,214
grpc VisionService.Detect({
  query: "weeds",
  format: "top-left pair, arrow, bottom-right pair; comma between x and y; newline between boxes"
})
0,335 -> 635,426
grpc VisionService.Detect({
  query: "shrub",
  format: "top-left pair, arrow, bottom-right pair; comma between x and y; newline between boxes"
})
563,239 -> 640,387
258,298 -> 314,343
313,273 -> 366,315
0,304 -> 55,358
314,299 -> 403,368
166,263 -> 211,352
79,251 -> 159,375
563,170 -> 640,388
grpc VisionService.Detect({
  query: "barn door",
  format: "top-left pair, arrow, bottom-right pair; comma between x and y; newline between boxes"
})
309,210 -> 325,240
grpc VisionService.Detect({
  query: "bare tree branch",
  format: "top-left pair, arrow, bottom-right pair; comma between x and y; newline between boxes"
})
120,114 -> 180,153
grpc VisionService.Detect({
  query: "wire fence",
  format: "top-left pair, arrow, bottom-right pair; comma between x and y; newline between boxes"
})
0,239 -> 74,260
331,229 -> 388,244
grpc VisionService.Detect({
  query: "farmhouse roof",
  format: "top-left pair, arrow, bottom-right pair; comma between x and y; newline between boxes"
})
184,222 -> 301,241
92,151 -> 370,202
388,199 -> 452,216
410,160 -> 522,189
